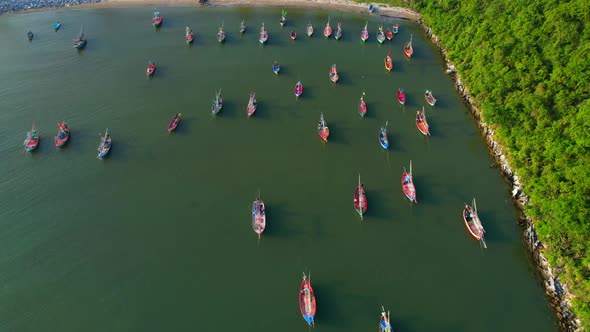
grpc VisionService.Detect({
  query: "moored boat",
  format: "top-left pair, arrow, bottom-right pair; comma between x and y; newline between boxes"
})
416,106 -> 430,136
240,20 -> 246,34
185,26 -> 194,44
376,26 -> 386,44
146,60 -> 156,77
360,22 -> 369,42
425,89 -> 436,106
318,112 -> 329,142
294,81 -> 303,98
401,161 -> 417,203
397,88 -> 406,105
404,34 -> 414,58
385,27 -> 393,40
299,272 -> 316,326
24,124 -> 39,152
380,306 -> 393,332
247,91 -> 257,117
272,61 -> 280,75
252,191 -> 266,240
378,121 -> 389,149
259,22 -> 268,44
290,30 -> 297,40
97,128 -> 111,159
54,21 -> 61,31
392,24 -> 399,35
354,173 -> 368,220
369,4 -> 375,13
463,198 -> 487,248
279,9 -> 287,27
329,64 -> 339,83
217,23 -> 226,43
27,30 -> 33,41
323,17 -> 332,38
54,122 -> 70,147
152,11 -> 163,27
73,25 -> 86,49
334,22 -> 342,40
211,89 -> 223,115
306,20 -> 314,37
358,92 -> 367,117
384,50 -> 393,72
168,113 -> 182,132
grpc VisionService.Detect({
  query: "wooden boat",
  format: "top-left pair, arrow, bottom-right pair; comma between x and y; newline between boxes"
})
318,112 -> 329,142
354,173 -> 367,220
334,22 -> 342,40
185,26 -> 194,44
392,24 -> 399,35
152,11 -> 162,27
384,50 -> 393,72
97,128 -> 111,159
385,27 -> 393,41
416,107 -> 430,136
299,272 -> 316,326
146,60 -> 156,77
54,122 -> 70,147
329,64 -> 339,83
404,34 -> 414,58
369,4 -> 375,13
360,22 -> 369,42
73,25 -> 86,49
24,124 -> 39,152
53,21 -> 61,31
323,17 -> 332,38
380,306 -> 393,332
168,113 -> 182,132
376,26 -> 386,44
425,89 -> 436,106
27,30 -> 33,41
217,23 -> 226,43
290,30 -> 297,40
259,23 -> 268,44
247,91 -> 257,117
211,89 -> 223,115
401,161 -> 417,203
463,198 -> 487,248
306,20 -> 314,37
272,61 -> 280,75
358,92 -> 367,117
252,191 -> 266,240
397,88 -> 406,105
378,121 -> 389,149
279,9 -> 287,27
294,81 -> 303,98
240,20 -> 246,34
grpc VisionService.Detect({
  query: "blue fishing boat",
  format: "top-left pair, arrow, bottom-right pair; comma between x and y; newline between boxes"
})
379,122 -> 390,149
272,61 -> 280,75
97,128 -> 112,159
73,25 -> 86,49
53,21 -> 61,31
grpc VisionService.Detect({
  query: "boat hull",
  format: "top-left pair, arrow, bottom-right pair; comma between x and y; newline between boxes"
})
379,130 -> 389,149
55,125 -> 70,147
397,89 -> 406,105
252,199 -> 266,237
354,186 -> 368,215
463,206 -> 484,240
299,275 -> 316,326
384,56 -> 393,71
168,113 -> 182,132
401,171 -> 417,202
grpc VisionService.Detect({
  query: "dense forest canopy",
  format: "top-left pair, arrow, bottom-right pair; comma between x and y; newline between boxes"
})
358,0 -> 590,326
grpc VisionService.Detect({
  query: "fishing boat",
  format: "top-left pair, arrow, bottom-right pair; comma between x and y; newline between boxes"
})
397,88 -> 406,105
185,26 -> 194,44
376,26 -> 386,44
380,306 -> 393,332
290,30 -> 297,40
240,20 -> 246,34
358,92 -> 367,117
272,61 -> 280,75
463,198 -> 487,248
53,21 -> 61,31
146,60 -> 156,77
404,34 -> 414,58
54,122 -> 70,147
259,23 -> 268,44
354,174 -> 367,220
27,30 -> 33,41
329,64 -> 339,83
152,11 -> 163,27
401,161 -> 417,203
334,22 -> 342,40
318,113 -> 329,142
385,27 -> 393,41
211,89 -> 223,115
360,22 -> 369,42
306,20 -> 314,37
279,9 -> 287,27
24,124 -> 39,152
416,107 -> 430,136
73,25 -> 87,49
369,4 -> 375,13
323,17 -> 332,38
299,272 -> 316,327
384,51 -> 393,72
294,81 -> 303,98
392,24 -> 399,35
217,23 -> 226,43
97,129 -> 111,159
252,191 -> 266,240
425,89 -> 436,106
168,113 -> 182,132
378,121 -> 389,149
247,91 -> 257,117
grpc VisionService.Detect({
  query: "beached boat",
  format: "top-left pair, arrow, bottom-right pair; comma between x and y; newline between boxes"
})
354,173 -> 368,220
358,92 -> 367,117
360,22 -> 369,42
397,88 -> 406,105
252,191 -> 266,240
294,81 -> 303,98
217,23 -> 225,43
384,50 -> 393,72
376,26 -> 386,44
404,34 -> 414,58
73,26 -> 86,49
185,26 -> 194,44
279,9 -> 287,27
385,27 -> 393,41
272,61 -> 280,75
247,91 -> 257,117
380,306 -> 393,332
416,107 -> 430,136
323,17 -> 332,38
168,113 -> 182,132
152,11 -> 162,27
24,124 -> 39,152
27,30 -> 33,41
392,24 -> 399,35
463,198 -> 487,248
329,64 -> 339,83
401,161 -> 417,203
240,20 -> 246,34
97,128 -> 111,159
290,30 -> 297,40
425,89 -> 436,106
318,112 -> 329,142
146,60 -> 156,77
54,21 -> 61,31
378,121 -> 389,149
299,272 -> 316,327
211,89 -> 223,115
369,4 -> 375,13
259,23 -> 268,44
306,20 -> 314,37
334,22 -> 342,40
54,122 -> 70,147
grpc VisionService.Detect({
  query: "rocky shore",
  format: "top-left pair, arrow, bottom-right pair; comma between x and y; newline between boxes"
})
0,0 -> 101,15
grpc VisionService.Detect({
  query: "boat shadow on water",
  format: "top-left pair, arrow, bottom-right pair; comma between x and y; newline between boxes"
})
171,116 -> 192,135
364,189 -> 396,222
312,284 -> 355,328
258,201 -> 303,239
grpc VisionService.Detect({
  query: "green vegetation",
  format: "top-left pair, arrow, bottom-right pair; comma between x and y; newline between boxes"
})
358,0 -> 590,326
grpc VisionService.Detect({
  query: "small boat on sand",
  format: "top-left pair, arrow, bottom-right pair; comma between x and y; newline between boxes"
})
384,50 -> 393,72
211,89 -> 223,115
217,23 -> 226,43
247,91 -> 257,117
272,61 -> 280,75
290,30 -> 297,40
360,22 -> 369,42
380,306 -> 393,332
306,20 -> 314,37
416,107 -> 430,136
358,92 -> 367,117
425,89 -> 436,106
376,26 -> 385,44
329,64 -> 339,83
334,22 -> 342,40
397,88 -> 406,105
354,173 -> 368,220
240,20 -> 246,34
185,26 -> 194,44
378,121 -> 389,149
54,122 -> 70,147
279,9 -> 287,27
152,11 -> 163,27
24,124 -> 39,152
97,128 -> 111,159
252,191 -> 266,240
294,81 -> 303,98
54,21 -> 61,31
299,272 -> 316,326
27,30 -> 33,41
259,22 -> 268,44
463,198 -> 487,248
404,34 -> 414,58
318,112 -> 329,142
146,60 -> 156,77
168,113 -> 182,132
401,161 -> 417,203
323,17 -> 332,38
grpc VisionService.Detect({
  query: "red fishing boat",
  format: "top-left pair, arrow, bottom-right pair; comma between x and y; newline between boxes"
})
354,173 -> 367,220
294,81 -> 303,98
384,51 -> 393,72
329,64 -> 339,83
385,27 -> 393,41
290,30 -> 297,40
318,112 -> 329,142
24,124 -> 39,152
247,91 -> 257,117
397,88 -> 406,105
54,122 -> 70,147
168,113 -> 182,132
152,11 -> 162,27
323,17 -> 332,38
463,198 -> 487,248
252,190 -> 266,240
358,92 -> 367,117
146,60 -> 156,76
404,34 -> 414,58
299,272 -> 316,326
360,22 -> 369,42
185,26 -> 194,44
425,89 -> 437,106
416,107 -> 430,136
401,161 -> 417,203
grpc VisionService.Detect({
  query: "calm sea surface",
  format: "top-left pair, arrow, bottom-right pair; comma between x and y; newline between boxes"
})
0,6 -> 557,332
